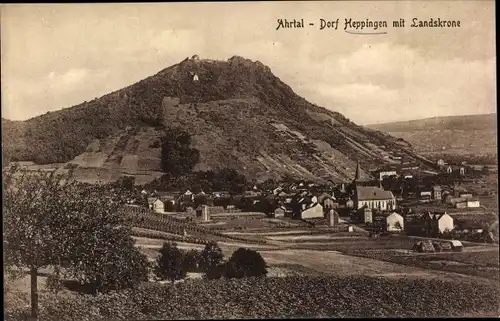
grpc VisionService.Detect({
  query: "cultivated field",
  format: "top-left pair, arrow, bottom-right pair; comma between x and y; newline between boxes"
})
131,211 -> 500,283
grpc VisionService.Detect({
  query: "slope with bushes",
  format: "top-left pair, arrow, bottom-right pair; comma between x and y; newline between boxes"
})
3,56 -> 418,182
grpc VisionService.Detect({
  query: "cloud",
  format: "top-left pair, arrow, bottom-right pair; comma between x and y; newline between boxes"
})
47,68 -> 89,86
1,3 -> 495,125
290,42 -> 495,124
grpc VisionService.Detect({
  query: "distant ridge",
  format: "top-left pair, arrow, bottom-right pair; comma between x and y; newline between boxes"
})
367,113 -> 497,157
367,113 -> 497,133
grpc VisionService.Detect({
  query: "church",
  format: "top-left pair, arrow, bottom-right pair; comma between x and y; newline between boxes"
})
349,161 -> 397,211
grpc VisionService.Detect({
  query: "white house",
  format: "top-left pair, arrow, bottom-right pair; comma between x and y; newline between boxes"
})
379,170 -> 398,181
386,212 -> 404,232
301,203 -> 324,219
420,191 -> 432,199
274,206 -> 286,218
148,198 -> 165,213
433,213 -> 454,233
466,199 -> 480,208
193,74 -> 199,82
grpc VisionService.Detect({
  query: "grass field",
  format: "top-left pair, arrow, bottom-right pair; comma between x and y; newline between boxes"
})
343,247 -> 499,281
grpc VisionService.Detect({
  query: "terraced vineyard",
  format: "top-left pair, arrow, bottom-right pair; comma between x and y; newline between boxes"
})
123,206 -> 268,245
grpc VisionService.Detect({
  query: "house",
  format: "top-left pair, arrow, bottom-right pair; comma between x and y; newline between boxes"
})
317,193 -> 336,209
420,191 -> 432,200
466,199 -> 480,208
326,209 -> 340,227
148,198 -> 165,213
432,186 -> 442,200
194,192 -> 213,207
274,206 -> 286,218
386,212 -> 404,232
243,190 -> 261,199
429,212 -> 454,234
361,207 -> 373,224
437,159 -> 445,167
177,190 -> 194,203
354,186 -> 396,211
273,186 -> 283,195
213,191 -> 231,198
379,170 -> 398,181
446,166 -> 453,174
300,203 -> 324,219
391,154 -> 403,161
455,201 -> 467,209
196,205 -> 210,222
447,196 -> 466,205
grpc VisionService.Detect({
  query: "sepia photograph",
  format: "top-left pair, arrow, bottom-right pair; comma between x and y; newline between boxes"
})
1,1 -> 498,320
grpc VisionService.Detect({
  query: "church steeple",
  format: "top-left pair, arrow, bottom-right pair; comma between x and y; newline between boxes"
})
355,161 -> 361,181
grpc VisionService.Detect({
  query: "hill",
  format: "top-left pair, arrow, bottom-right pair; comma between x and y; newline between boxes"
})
368,114 -> 497,132
2,55 -> 421,184
367,114 -> 497,158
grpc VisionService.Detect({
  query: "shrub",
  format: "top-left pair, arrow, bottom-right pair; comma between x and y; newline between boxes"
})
205,263 -> 225,280
199,241 -> 224,273
154,242 -> 187,284
223,248 -> 267,278
182,249 -> 201,273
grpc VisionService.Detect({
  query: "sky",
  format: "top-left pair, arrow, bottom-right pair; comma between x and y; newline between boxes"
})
1,1 -> 496,125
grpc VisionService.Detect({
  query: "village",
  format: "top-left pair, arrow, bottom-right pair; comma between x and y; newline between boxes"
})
135,156 -> 498,252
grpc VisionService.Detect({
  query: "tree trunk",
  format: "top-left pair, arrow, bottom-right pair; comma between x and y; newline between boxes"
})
30,266 -> 39,321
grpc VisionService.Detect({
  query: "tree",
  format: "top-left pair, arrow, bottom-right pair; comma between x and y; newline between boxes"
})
3,165 -> 82,319
199,241 -> 224,274
3,165 -> 149,319
223,248 -> 267,279
160,128 -> 200,176
182,249 -> 201,273
115,176 -> 136,190
154,242 -> 187,284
